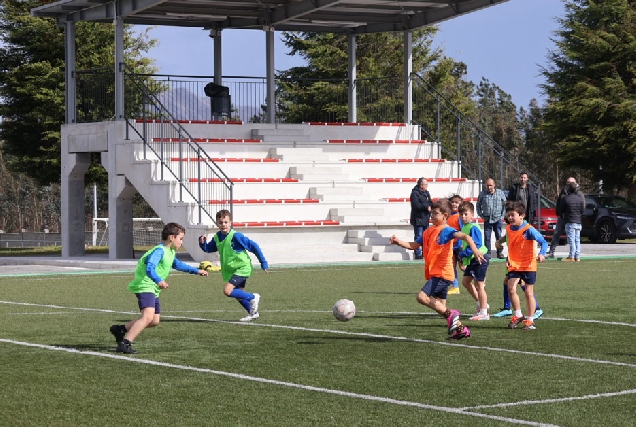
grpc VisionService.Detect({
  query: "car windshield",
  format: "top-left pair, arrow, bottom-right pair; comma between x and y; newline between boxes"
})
591,196 -> 636,209
539,195 -> 555,208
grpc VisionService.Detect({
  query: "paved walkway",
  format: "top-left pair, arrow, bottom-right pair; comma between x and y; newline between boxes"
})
1,241 -> 635,274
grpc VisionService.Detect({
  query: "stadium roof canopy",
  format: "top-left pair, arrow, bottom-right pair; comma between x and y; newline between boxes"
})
32,0 -> 509,34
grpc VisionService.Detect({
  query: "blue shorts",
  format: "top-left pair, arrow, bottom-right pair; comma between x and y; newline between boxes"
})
422,277 -> 453,299
463,255 -> 490,282
136,292 -> 160,314
229,275 -> 248,288
507,271 -> 537,285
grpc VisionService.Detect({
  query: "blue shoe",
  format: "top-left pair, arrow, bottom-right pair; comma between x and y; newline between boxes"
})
533,309 -> 544,320
492,308 -> 512,318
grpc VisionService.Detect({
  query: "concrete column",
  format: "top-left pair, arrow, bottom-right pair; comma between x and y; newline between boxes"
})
64,19 -> 76,124
114,9 -> 124,121
403,31 -> 413,124
348,34 -> 357,123
61,129 -> 90,257
104,122 -> 135,259
265,27 -> 275,123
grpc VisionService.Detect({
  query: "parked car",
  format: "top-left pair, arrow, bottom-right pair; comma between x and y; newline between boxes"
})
581,194 -> 636,244
533,195 -> 567,243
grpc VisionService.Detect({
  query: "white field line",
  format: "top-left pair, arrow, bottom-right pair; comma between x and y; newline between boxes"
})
461,389 -> 636,410
0,337 -> 558,427
1,300 -> 635,368
1,300 -> 634,328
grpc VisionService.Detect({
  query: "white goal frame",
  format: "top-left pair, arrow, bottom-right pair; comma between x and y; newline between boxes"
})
91,218 -> 164,247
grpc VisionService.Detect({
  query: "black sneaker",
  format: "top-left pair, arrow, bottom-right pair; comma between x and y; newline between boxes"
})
110,324 -> 126,343
116,341 -> 138,354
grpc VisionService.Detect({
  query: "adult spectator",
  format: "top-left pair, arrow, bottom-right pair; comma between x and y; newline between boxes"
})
409,178 -> 432,260
507,172 -> 537,224
476,178 -> 507,259
547,177 -> 585,258
557,181 -> 585,262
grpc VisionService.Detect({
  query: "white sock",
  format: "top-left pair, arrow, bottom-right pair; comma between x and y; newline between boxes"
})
480,309 -> 488,315
514,310 -> 523,318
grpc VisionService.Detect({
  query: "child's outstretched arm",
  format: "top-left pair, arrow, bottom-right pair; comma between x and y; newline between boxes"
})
389,235 -> 421,251
454,231 -> 485,264
234,233 -> 269,272
199,235 -> 218,253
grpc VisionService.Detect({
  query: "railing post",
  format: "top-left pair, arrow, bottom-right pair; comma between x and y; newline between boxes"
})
456,119 -> 461,179
197,148 -> 202,225
178,131 -> 184,202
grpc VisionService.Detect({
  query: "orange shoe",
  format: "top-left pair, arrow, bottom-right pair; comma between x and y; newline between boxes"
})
522,319 -> 536,330
508,315 -> 525,329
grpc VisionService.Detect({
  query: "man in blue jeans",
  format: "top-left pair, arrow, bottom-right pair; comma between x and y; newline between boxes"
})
476,178 -> 506,259
409,178 -> 432,260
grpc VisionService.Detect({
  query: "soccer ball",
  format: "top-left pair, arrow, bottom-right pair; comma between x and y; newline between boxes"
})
333,299 -> 356,322
199,261 -> 220,272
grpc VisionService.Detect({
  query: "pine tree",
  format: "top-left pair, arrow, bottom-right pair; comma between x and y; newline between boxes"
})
542,0 -> 636,194
0,0 -> 157,186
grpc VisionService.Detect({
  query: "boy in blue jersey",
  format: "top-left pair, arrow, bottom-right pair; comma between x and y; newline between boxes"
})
110,222 -> 208,354
199,209 -> 269,322
457,201 -> 490,320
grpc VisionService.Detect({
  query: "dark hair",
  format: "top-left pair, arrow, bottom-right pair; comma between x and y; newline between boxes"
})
417,177 -> 427,186
449,194 -> 463,202
505,201 -> 526,216
216,209 -> 232,221
458,201 -> 474,214
566,182 -> 578,194
431,198 -> 452,215
162,222 -> 185,240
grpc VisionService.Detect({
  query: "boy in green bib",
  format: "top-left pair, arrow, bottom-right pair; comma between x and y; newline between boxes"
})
457,201 -> 491,321
199,210 -> 269,322
110,222 -> 208,354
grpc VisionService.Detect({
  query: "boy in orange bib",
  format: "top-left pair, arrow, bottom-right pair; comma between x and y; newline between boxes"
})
390,198 -> 485,339
496,201 -> 548,330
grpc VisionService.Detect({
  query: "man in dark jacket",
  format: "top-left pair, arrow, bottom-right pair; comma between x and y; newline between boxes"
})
557,181 -> 585,261
547,177 -> 585,258
409,178 -> 432,260
507,172 -> 536,225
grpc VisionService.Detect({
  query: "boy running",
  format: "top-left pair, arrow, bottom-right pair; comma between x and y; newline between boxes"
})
110,222 -> 208,354
199,210 -> 268,322
390,199 -> 485,339
496,201 -> 547,330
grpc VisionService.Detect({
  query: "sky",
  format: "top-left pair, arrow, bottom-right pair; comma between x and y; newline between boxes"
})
140,0 -> 564,108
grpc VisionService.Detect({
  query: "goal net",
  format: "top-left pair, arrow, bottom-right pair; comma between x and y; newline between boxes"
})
90,218 -> 165,247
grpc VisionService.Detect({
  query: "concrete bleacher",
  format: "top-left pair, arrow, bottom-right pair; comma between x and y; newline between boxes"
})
121,121 -> 481,265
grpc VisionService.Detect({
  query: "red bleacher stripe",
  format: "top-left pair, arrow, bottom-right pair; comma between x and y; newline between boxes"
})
233,220 -> 341,227
135,119 -> 243,125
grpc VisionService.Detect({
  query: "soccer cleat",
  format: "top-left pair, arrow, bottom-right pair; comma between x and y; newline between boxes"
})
533,309 -> 544,320
250,293 -> 261,315
546,251 -> 555,259
115,341 -> 137,354
492,308 -> 512,318
470,313 -> 490,321
447,309 -> 461,334
447,287 -> 460,295
110,324 -> 126,344
475,302 -> 490,314
447,325 -> 471,340
240,312 -> 260,322
522,319 -> 536,330
508,315 -> 525,329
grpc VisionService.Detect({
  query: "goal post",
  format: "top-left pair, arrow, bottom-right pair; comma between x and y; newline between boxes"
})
91,218 -> 165,247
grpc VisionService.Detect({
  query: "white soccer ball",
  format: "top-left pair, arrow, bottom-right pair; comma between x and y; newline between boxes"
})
333,299 -> 356,322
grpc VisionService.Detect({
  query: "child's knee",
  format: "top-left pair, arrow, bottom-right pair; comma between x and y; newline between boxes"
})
416,291 -> 429,305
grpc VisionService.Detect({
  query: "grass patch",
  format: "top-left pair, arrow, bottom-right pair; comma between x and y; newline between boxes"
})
0,259 -> 634,426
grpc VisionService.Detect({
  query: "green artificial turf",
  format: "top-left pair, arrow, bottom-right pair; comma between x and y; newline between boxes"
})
0,259 -> 634,426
